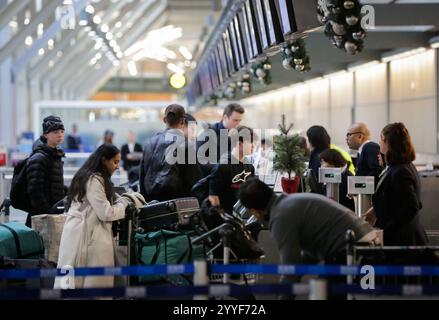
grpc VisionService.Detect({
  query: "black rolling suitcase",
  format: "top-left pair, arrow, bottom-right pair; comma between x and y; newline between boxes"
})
137,197 -> 200,231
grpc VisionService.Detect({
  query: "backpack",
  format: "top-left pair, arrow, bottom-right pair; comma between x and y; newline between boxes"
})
9,152 -> 38,212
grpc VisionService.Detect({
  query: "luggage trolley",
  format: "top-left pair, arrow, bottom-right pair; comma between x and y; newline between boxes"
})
346,230 -> 439,300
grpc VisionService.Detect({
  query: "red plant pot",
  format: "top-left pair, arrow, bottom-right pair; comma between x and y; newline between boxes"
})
281,176 -> 300,194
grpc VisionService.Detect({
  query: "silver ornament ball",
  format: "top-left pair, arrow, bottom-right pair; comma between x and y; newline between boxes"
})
352,31 -> 365,40
344,1 -> 355,10
344,41 -> 358,54
263,63 -> 272,70
282,59 -> 293,70
346,15 -> 359,26
295,64 -> 305,72
256,68 -> 266,78
332,23 -> 346,36
294,58 -> 303,65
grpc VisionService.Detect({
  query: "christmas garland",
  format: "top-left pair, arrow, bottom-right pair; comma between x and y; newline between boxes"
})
223,82 -> 237,100
316,0 -> 366,55
280,39 -> 311,73
251,58 -> 272,86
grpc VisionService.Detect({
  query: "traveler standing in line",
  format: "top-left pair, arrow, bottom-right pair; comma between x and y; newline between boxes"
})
139,104 -> 202,202
55,144 -> 133,289
346,122 -> 382,179
363,123 -> 428,246
25,116 -> 66,227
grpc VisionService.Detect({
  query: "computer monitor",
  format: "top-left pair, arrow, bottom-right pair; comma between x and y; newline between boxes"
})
223,29 -> 237,73
218,38 -> 230,79
275,0 -> 297,36
262,0 -> 284,46
244,0 -> 262,56
228,22 -> 242,69
253,0 -> 270,50
213,48 -> 224,85
238,8 -> 254,61
233,15 -> 248,66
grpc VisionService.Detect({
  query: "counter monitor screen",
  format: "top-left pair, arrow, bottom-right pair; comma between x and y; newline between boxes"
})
253,0 -> 269,50
325,173 -> 335,178
245,0 -> 262,56
355,183 -> 367,188
263,0 -> 284,45
275,0 -> 297,36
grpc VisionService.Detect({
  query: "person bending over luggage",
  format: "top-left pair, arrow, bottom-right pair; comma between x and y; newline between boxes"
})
319,149 -> 355,211
238,178 -> 377,284
25,116 -> 66,227
139,104 -> 202,202
195,126 -> 255,215
55,144 -> 133,289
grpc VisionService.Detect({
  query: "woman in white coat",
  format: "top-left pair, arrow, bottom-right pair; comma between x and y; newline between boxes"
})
55,144 -> 131,289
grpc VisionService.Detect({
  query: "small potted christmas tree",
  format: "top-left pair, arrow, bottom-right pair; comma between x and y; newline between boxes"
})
273,115 -> 307,193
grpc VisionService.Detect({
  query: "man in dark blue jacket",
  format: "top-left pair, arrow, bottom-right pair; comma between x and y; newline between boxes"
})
346,123 -> 382,179
196,103 -> 245,176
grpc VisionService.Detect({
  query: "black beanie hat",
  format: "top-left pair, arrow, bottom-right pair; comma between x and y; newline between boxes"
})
42,116 -> 65,134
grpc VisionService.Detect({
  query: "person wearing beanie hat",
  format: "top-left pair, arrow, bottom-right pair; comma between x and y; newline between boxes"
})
24,115 -> 66,227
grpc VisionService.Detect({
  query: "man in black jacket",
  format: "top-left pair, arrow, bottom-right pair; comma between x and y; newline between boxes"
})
346,123 -> 382,178
25,116 -> 66,227
139,104 -> 202,202
206,126 -> 255,215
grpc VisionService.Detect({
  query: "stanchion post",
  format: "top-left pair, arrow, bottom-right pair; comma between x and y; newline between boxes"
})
125,203 -> 136,287
193,260 -> 208,300
346,229 -> 356,300
309,279 -> 327,300
219,223 -> 234,284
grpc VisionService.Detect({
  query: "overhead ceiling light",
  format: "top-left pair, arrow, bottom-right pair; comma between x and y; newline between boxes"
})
37,23 -> 44,37
126,22 -> 133,29
24,18 -> 30,25
90,57 -> 97,65
100,24 -> 109,33
95,52 -> 102,60
381,48 -> 427,63
93,15 -> 102,24
114,45 -> 121,52
113,61 -> 120,67
128,61 -> 138,76
9,20 -> 18,29
79,18 -> 88,26
48,39 -> 54,50
85,5 -> 95,14
167,63 -> 185,74
38,48 -> 45,56
179,47 -> 192,60
116,52 -> 123,59
109,40 -> 117,47
94,42 -> 102,50
347,60 -> 380,72
84,26 -> 92,32
115,21 -> 122,28
88,30 -> 96,37
106,32 -> 113,41
48,60 -> 54,68
25,36 -> 33,46
57,51 -> 63,57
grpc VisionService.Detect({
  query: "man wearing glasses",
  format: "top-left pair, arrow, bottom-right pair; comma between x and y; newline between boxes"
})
346,123 -> 383,179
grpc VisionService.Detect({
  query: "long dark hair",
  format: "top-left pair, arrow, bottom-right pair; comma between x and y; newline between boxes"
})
67,144 -> 120,208
381,122 -> 415,165
306,125 -> 331,152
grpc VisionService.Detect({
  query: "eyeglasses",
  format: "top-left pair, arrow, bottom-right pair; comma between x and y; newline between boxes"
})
346,132 -> 363,138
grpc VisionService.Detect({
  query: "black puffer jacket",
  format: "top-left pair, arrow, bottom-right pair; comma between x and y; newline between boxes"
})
26,137 -> 65,217
139,128 -> 202,202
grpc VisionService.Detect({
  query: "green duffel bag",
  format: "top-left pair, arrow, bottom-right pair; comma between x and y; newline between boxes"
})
134,229 -> 208,286
0,222 -> 45,259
